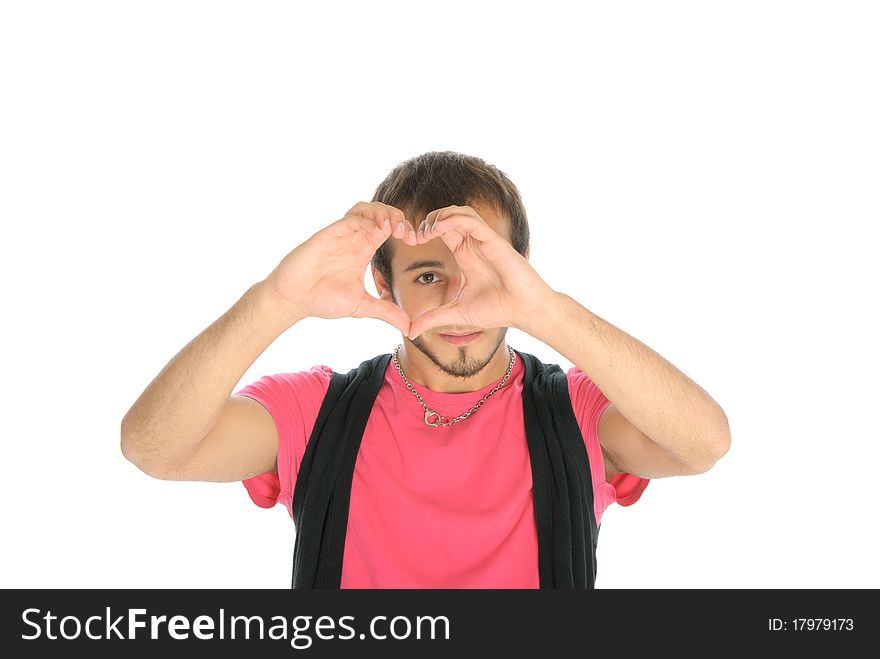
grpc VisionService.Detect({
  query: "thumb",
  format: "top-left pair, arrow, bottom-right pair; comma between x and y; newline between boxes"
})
353,293 -> 411,335
407,304 -> 459,341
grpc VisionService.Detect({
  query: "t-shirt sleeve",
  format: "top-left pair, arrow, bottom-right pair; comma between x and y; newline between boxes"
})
232,365 -> 333,519
566,366 -> 650,525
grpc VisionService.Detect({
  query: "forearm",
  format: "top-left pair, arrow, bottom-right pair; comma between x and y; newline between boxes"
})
520,292 -> 730,462
120,279 -> 305,473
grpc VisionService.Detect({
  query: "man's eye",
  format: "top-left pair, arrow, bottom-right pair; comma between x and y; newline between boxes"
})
416,272 -> 441,285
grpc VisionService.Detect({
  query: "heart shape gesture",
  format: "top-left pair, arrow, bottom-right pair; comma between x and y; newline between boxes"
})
404,205 -> 556,340
263,201 -> 557,340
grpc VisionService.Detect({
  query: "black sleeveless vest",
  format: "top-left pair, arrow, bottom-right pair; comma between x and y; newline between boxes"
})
290,349 -> 599,589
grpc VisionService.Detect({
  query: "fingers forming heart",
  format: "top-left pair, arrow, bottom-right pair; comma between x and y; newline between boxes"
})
404,207 -> 522,340
375,205 -> 550,341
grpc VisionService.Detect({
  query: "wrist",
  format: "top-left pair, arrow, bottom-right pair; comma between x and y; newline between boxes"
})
249,279 -> 308,330
512,289 -> 568,339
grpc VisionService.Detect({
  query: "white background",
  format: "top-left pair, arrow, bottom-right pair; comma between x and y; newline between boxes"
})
1,1 -> 878,589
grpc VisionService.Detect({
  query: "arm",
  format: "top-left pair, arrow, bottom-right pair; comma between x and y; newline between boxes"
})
400,205 -> 730,479
521,292 -> 731,478
120,280 -> 305,480
120,201 -> 411,483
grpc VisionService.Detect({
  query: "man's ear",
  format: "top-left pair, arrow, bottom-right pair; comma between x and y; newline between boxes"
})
525,245 -> 530,260
372,266 -> 393,302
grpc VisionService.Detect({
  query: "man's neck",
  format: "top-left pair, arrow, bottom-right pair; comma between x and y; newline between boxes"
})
396,341 -> 511,394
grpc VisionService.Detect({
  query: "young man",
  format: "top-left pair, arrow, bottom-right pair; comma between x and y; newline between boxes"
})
121,151 -> 731,589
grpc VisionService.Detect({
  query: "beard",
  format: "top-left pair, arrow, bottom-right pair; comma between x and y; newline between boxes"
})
410,327 -> 508,379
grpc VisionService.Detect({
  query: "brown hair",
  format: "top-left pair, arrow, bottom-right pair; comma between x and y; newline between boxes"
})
370,150 -> 530,287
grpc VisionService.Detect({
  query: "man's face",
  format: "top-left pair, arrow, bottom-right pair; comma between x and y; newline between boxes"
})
374,202 -> 526,379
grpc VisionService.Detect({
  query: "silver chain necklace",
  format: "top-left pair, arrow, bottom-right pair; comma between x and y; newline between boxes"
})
392,343 -> 516,428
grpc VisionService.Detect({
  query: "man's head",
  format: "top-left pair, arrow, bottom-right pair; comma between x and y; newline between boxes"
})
370,151 -> 531,380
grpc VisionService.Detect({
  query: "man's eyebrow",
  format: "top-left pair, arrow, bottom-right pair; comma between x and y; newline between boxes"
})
403,260 -> 446,273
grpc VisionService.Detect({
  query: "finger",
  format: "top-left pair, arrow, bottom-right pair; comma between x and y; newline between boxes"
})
353,294 -> 411,335
428,213 -> 499,243
335,214 -> 391,242
391,219 -> 405,240
344,202 -> 407,238
369,201 -> 408,227
417,209 -> 453,242
407,304 -> 460,341
373,202 -> 410,242
349,201 -> 406,228
393,219 -> 418,244
423,205 -> 478,226
416,217 -> 431,243
392,220 -> 404,240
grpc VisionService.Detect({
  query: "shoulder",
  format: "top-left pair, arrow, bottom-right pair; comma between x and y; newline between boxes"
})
234,365 -> 333,405
564,364 -> 613,472
565,364 -> 650,514
565,366 -> 612,425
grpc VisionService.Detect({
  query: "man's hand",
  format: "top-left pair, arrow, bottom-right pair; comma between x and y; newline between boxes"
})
406,205 -> 557,340
263,201 -> 413,335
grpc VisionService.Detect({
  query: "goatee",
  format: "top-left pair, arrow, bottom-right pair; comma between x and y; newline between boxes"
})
410,328 -> 508,379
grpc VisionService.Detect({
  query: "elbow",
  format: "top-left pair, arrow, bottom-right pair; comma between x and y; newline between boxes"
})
120,433 -> 156,477
120,415 -> 149,471
122,444 -> 182,481
689,416 -> 732,475
120,417 -> 141,466
712,411 -> 733,462
120,418 -> 181,481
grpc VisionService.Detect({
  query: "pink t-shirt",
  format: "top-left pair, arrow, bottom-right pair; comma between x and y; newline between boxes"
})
234,353 -> 649,588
